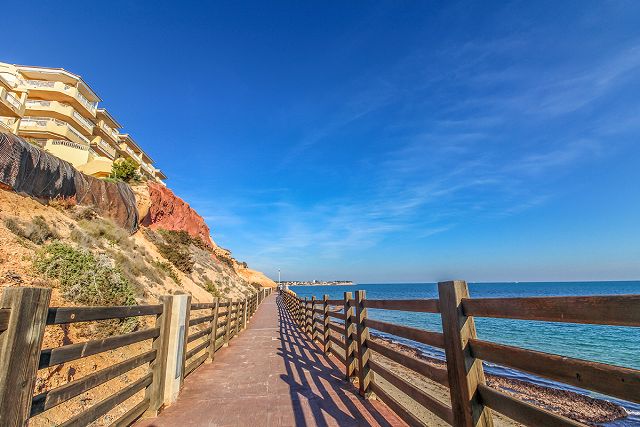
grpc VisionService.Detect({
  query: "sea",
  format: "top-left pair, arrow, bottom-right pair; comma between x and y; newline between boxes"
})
290,281 -> 640,426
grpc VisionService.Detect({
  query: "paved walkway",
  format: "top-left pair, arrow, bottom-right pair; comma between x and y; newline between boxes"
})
137,294 -> 404,427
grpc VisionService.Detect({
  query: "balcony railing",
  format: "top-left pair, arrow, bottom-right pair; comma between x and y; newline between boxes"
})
124,146 -> 143,163
91,137 -> 117,159
49,139 -> 89,151
25,99 -> 52,108
0,116 -> 16,126
25,100 -> 94,133
141,162 -> 156,175
66,84 -> 97,114
99,121 -> 120,142
24,80 -> 97,114
5,91 -> 22,110
24,79 -> 55,88
0,118 -> 12,131
20,117 -> 90,144
72,110 -> 95,131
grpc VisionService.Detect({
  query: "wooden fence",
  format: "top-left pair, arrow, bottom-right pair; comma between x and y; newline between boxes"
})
0,286 -> 272,426
281,282 -> 639,427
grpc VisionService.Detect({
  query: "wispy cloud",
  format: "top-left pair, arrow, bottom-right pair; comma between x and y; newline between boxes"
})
191,33 -> 640,276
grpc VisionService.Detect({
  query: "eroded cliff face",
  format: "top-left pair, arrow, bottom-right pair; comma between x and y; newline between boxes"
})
133,182 -> 276,289
138,182 -> 214,247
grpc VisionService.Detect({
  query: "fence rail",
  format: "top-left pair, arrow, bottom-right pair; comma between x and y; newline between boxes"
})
280,282 -> 639,427
0,286 -> 272,426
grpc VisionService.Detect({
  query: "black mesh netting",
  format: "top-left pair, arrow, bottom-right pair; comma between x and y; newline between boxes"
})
0,132 -> 138,232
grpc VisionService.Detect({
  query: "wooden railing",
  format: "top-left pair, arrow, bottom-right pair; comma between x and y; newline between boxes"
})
280,282 -> 640,427
0,286 -> 272,426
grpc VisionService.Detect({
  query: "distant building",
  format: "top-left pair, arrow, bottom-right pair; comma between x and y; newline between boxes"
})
0,62 -> 166,183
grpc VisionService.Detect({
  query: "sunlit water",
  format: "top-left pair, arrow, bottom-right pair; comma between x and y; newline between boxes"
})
290,281 -> 640,426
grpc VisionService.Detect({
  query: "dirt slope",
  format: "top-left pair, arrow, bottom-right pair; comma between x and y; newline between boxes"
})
0,180 -> 273,425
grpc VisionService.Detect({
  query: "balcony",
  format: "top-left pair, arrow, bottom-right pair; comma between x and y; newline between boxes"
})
47,139 -> 90,151
0,117 -> 15,132
90,136 -> 117,159
25,100 -> 94,135
0,86 -> 25,117
140,161 -> 156,176
23,80 -> 98,117
76,156 -> 114,178
94,119 -> 120,144
19,117 -> 90,146
40,139 -> 91,168
119,144 -> 143,165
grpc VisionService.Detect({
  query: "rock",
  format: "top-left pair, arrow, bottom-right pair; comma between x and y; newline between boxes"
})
141,182 -> 214,247
131,183 -> 152,223
0,132 -> 138,232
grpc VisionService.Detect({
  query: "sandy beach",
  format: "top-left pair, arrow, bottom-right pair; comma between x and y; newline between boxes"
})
327,332 -> 627,426
370,336 -> 628,426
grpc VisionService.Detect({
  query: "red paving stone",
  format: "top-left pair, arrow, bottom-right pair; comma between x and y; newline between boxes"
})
136,294 -> 406,427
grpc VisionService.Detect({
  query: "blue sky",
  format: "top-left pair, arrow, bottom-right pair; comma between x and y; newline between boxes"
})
4,1 -> 640,282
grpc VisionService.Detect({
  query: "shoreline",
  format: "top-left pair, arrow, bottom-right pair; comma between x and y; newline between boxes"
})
372,335 -> 628,425
285,281 -> 354,287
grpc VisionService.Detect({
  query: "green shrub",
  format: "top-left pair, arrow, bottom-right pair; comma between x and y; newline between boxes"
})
153,260 -> 181,284
78,218 -> 133,250
4,217 -> 23,237
216,254 -> 235,269
156,242 -> 194,274
203,279 -> 222,298
69,227 -> 97,248
113,251 -> 161,285
33,242 -> 138,307
146,229 -> 205,275
158,229 -> 209,251
33,242 -> 139,335
110,158 -> 140,183
4,216 -> 58,245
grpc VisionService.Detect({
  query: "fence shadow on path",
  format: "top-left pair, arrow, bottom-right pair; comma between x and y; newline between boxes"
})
275,295 -> 395,427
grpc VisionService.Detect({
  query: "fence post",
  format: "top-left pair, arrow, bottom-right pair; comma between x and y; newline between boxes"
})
302,297 -> 308,334
439,280 -> 493,427
207,298 -> 220,362
242,299 -> 248,330
323,294 -> 331,354
224,300 -> 232,347
252,294 -> 256,316
306,298 -> 313,337
179,295 -> 192,389
235,300 -> 242,335
355,290 -> 372,397
0,287 -> 51,426
229,300 -> 236,340
157,293 -> 190,406
144,295 -> 172,416
311,296 -> 317,341
344,291 -> 357,382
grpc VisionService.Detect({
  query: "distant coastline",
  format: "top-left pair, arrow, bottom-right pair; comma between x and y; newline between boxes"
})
283,280 -> 353,286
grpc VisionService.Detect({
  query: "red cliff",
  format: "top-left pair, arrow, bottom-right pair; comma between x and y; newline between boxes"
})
140,182 -> 214,247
